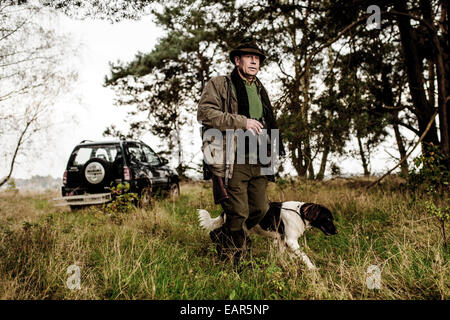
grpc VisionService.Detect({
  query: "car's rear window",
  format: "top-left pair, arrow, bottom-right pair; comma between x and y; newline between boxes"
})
70,145 -> 121,166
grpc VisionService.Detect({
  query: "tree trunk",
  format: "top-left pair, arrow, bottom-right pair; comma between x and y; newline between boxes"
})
291,141 -> 308,177
0,119 -> 32,187
316,145 -> 330,181
394,2 -> 440,150
422,0 -> 449,168
393,112 -> 409,176
381,64 -> 409,176
306,144 -> 314,179
433,23 -> 450,168
357,136 -> 370,176
302,56 -> 314,179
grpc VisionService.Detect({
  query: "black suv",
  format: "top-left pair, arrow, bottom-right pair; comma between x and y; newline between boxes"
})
57,139 -> 179,209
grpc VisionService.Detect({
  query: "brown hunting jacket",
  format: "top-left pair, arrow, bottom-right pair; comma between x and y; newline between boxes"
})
197,73 -> 275,180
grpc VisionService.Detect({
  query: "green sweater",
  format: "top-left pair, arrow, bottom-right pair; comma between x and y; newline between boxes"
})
232,81 -> 263,162
232,81 -> 263,120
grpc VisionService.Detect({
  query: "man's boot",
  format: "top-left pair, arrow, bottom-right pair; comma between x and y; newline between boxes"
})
228,229 -> 247,265
210,227 -> 251,265
210,226 -> 234,261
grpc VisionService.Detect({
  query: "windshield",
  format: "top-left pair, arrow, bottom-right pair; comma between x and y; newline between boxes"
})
69,145 -> 122,167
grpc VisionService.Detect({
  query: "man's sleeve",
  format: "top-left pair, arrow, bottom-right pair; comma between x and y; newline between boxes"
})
197,77 -> 247,131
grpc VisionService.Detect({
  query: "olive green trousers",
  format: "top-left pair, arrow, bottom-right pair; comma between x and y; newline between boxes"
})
221,163 -> 269,240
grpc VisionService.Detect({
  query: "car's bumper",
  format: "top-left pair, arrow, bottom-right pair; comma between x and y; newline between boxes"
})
57,181 -> 138,207
61,181 -> 138,195
53,192 -> 112,206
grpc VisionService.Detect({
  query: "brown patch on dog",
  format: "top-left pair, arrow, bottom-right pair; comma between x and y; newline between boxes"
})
301,203 -> 321,222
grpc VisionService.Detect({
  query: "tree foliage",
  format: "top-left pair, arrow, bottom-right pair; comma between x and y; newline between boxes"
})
0,1 -> 78,186
104,0 -> 237,176
104,0 -> 449,179
13,0 -> 154,22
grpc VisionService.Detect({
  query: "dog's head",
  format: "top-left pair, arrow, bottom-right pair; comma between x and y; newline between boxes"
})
301,203 -> 338,236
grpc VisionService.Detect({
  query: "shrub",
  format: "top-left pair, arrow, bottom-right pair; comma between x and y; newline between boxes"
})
408,143 -> 449,193
409,143 -> 449,247
102,183 -> 138,218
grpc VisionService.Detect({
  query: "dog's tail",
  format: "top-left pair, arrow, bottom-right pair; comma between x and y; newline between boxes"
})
197,209 -> 225,232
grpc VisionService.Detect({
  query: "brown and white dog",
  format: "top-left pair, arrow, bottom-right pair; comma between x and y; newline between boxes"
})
198,201 -> 338,270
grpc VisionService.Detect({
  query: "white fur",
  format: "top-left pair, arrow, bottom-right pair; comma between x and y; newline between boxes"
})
197,201 -> 317,270
197,209 -> 225,231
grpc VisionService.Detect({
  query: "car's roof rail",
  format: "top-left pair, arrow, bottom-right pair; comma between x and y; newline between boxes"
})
79,140 -> 94,144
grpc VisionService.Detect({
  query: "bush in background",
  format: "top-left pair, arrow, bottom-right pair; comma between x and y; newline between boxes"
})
409,143 -> 449,247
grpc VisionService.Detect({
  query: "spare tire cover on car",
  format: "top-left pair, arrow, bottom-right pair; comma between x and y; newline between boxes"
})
82,158 -> 110,186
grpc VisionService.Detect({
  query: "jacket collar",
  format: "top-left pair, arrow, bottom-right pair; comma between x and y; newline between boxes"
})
226,73 -> 264,102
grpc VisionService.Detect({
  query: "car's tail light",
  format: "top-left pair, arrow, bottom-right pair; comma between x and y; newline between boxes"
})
123,166 -> 131,181
63,170 -> 67,185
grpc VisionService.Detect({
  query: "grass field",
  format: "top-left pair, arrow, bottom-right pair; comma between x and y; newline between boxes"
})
0,178 -> 448,300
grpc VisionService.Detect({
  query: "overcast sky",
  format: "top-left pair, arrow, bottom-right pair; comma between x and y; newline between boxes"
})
7,12 -> 165,180
4,9 -> 418,181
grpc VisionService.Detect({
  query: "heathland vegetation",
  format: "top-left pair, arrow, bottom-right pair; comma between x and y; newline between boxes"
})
0,178 -> 448,300
0,0 -> 448,301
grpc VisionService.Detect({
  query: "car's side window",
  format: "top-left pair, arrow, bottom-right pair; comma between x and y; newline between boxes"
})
126,144 -> 146,163
73,148 -> 91,166
94,147 -> 117,162
141,145 -> 161,166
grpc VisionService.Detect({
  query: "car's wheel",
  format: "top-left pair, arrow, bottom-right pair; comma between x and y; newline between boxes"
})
139,186 -> 152,208
82,158 -> 111,187
169,183 -> 180,200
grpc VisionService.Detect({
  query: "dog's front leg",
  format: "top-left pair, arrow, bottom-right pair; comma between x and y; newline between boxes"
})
285,239 -> 317,270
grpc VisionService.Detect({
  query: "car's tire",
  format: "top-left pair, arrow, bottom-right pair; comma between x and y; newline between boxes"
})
139,186 -> 152,208
82,158 -> 111,187
169,183 -> 180,200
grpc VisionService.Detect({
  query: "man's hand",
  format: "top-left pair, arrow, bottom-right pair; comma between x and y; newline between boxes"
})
246,118 -> 263,135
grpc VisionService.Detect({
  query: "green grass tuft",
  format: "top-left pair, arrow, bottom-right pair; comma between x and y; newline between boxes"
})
0,181 -> 448,300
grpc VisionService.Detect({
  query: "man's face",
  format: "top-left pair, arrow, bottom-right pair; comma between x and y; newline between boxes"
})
235,54 -> 260,78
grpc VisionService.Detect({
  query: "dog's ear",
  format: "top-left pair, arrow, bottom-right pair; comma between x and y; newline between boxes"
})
302,203 -> 321,222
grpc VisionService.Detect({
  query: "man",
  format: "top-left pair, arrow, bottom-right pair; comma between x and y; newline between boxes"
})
197,38 -> 284,264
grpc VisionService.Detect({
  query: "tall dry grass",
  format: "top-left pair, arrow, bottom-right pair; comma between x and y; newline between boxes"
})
0,179 -> 448,300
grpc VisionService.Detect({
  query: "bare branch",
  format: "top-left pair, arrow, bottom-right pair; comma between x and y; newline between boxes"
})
396,121 -> 421,136
0,117 -> 33,187
0,17 -> 26,42
0,54 -> 58,68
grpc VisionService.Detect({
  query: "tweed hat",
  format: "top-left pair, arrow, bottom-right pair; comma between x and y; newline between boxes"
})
229,38 -> 266,65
